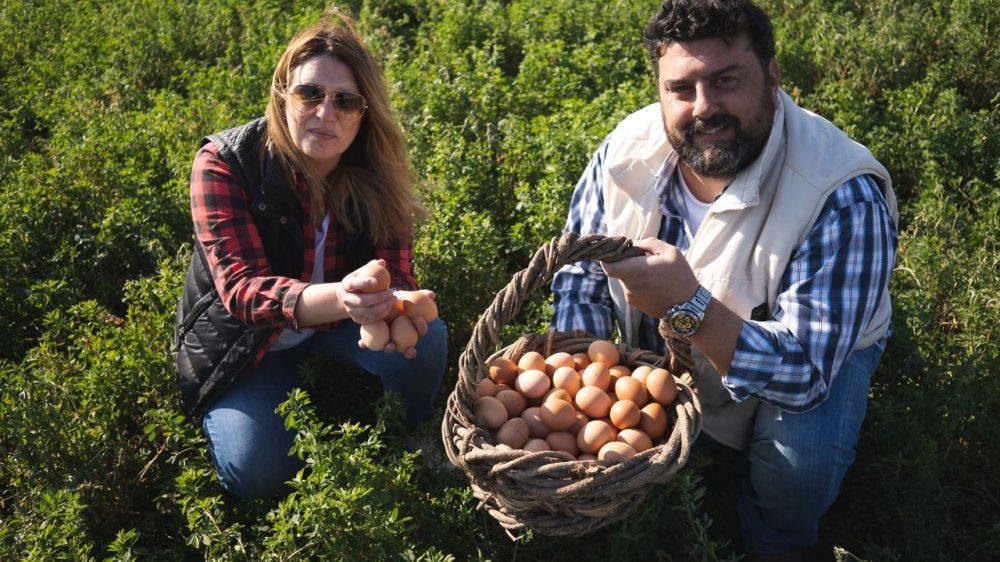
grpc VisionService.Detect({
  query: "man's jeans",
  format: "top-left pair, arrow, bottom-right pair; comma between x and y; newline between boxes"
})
201,318 -> 448,500
701,342 -> 884,554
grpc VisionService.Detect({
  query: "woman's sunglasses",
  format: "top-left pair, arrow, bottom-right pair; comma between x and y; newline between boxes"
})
289,84 -> 367,120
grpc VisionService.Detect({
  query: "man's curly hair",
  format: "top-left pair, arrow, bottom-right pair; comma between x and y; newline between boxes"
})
643,0 -> 775,76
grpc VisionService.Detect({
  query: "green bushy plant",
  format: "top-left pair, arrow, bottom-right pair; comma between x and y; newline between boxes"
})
1,0 -> 997,560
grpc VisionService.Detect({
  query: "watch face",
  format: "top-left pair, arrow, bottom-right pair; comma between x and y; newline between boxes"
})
671,313 -> 698,336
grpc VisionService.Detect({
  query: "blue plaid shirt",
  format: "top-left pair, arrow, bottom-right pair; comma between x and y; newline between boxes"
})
551,139 -> 898,412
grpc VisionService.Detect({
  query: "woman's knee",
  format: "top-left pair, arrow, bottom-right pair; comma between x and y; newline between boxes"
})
420,317 -> 448,350
203,407 -> 303,500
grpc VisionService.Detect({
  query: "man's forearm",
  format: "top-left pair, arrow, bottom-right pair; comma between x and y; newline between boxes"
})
689,298 -> 743,376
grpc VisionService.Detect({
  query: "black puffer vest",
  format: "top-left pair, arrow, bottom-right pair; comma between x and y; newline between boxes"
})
172,117 -> 374,420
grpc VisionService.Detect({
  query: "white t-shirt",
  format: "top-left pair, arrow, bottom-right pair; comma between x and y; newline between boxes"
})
677,169 -> 712,236
270,213 -> 330,351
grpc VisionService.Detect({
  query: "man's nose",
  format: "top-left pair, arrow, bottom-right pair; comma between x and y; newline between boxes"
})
691,82 -> 718,120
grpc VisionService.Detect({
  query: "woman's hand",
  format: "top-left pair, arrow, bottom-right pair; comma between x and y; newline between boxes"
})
338,261 -> 397,325
293,260 -> 394,328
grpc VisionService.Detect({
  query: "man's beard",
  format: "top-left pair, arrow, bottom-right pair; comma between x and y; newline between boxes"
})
665,88 -> 776,179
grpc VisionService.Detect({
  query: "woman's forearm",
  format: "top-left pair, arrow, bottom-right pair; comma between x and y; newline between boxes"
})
293,283 -> 351,328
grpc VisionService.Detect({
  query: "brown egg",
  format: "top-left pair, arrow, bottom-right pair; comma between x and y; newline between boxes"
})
572,412 -> 590,434
495,383 -> 512,392
495,389 -> 527,417
475,378 -> 498,398
598,418 -> 619,441
615,376 -> 649,407
544,352 -> 575,375
357,261 -> 391,292
609,400 -> 640,429
546,431 -> 579,456
521,407 -> 550,438
609,365 -> 631,382
572,353 -> 591,370
639,402 -> 669,440
496,417 -> 530,449
389,315 -> 418,351
540,399 -> 577,431
398,290 -> 438,322
359,321 -> 390,351
488,358 -> 518,386
517,351 -> 546,373
516,369 -> 550,398
581,362 -> 611,392
523,438 -> 550,453
473,396 -> 508,430
598,441 -> 637,462
544,388 -> 573,404
617,429 -> 654,453
588,340 -> 620,366
646,368 -> 678,406
577,420 -> 615,454
551,366 -> 582,397
385,299 -> 406,322
631,365 -> 653,383
577,453 -> 598,462
575,386 -> 612,419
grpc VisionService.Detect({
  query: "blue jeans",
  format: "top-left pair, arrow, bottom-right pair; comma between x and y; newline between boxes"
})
696,342 -> 884,554
201,318 -> 448,500
737,342 -> 884,554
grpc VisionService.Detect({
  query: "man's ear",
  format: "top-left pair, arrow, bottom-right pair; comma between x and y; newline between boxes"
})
768,57 -> 781,92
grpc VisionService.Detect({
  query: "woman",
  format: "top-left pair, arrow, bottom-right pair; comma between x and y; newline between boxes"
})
172,6 -> 447,500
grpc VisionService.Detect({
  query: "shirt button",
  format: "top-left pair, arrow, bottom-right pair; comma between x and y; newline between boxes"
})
279,216 -> 288,225
257,203 -> 267,211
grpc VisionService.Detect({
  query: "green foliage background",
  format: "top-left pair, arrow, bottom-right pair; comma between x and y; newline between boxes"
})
1,0 -> 997,560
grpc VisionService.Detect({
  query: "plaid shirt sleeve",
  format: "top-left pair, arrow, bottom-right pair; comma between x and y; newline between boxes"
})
722,174 -> 898,412
550,139 -> 616,339
190,143 -> 310,329
375,237 -> 418,291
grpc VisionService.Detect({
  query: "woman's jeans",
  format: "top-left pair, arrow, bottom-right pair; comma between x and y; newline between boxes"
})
700,342 -> 885,554
201,318 -> 448,500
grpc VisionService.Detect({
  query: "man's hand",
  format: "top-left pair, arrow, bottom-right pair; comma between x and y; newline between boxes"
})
600,238 -> 699,318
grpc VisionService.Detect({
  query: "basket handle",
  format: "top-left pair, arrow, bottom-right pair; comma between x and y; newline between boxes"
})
459,232 -> 645,377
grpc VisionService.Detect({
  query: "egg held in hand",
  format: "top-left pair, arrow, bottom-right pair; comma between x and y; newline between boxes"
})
357,261 -> 391,292
390,315 -> 419,352
359,321 -> 390,351
396,290 -> 438,322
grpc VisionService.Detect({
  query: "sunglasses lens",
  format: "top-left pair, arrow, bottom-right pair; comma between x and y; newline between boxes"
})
291,84 -> 325,109
332,91 -> 366,115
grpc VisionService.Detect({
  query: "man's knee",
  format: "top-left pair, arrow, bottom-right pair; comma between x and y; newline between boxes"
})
747,437 -> 849,527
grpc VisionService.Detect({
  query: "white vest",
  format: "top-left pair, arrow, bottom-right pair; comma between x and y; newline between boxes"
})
601,90 -> 898,450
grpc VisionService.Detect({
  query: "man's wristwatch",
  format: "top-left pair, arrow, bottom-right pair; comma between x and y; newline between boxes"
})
663,285 -> 713,338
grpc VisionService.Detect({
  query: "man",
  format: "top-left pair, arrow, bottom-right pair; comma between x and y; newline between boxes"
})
551,1 -> 898,559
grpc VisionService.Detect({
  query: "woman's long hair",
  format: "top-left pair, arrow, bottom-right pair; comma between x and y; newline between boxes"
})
264,6 -> 421,244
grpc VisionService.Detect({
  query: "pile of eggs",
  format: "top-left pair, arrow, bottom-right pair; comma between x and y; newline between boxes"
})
356,262 -> 438,352
473,340 -> 678,462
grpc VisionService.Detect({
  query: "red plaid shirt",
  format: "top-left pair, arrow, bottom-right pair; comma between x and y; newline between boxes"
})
190,142 -> 417,366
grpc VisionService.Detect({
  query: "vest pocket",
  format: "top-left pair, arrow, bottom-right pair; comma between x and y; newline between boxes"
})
176,291 -> 217,341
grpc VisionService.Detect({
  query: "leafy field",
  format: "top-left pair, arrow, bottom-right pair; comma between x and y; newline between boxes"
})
1,0 -> 997,560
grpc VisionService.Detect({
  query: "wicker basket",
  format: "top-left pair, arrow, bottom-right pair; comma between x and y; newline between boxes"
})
441,233 -> 702,538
